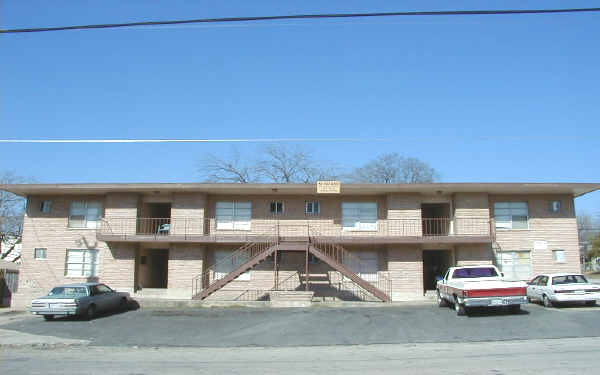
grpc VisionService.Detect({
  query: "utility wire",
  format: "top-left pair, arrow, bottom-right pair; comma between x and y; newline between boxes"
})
0,135 -> 598,144
1,7 -> 599,34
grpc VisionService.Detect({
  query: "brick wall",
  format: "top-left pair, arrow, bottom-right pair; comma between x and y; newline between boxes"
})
12,195 -> 139,309
387,246 -> 423,301
491,194 -> 580,275
167,244 -> 205,298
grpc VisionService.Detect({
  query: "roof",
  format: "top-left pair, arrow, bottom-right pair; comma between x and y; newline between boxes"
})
2,182 -> 599,197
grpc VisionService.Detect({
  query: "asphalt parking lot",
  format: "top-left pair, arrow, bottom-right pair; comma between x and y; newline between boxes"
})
2,302 -> 599,348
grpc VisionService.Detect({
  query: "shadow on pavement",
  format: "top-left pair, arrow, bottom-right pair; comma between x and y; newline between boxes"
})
45,299 -> 140,322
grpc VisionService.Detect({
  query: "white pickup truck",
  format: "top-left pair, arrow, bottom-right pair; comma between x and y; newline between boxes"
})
436,265 -> 528,316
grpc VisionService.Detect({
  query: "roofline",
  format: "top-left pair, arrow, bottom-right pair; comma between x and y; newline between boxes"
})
2,182 -> 599,197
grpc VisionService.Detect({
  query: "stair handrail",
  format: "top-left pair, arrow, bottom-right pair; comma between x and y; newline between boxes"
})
310,233 -> 363,276
272,270 -> 302,291
191,237 -> 278,297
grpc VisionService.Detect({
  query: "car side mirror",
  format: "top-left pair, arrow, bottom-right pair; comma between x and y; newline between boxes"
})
501,272 -> 505,277
435,275 -> 444,282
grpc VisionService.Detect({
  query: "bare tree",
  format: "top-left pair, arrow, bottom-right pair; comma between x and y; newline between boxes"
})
256,146 -> 337,183
200,145 -> 338,183
345,153 -> 437,183
199,149 -> 257,183
0,171 -> 26,262
0,171 -> 26,235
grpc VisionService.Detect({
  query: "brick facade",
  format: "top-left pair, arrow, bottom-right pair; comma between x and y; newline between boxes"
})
6,184 -> 588,307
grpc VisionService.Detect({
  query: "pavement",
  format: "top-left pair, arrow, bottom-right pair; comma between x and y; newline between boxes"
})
2,303 -> 600,374
2,337 -> 600,374
1,302 -> 599,348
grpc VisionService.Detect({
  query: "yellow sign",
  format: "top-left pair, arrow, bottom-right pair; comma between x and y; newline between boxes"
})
317,180 -> 341,194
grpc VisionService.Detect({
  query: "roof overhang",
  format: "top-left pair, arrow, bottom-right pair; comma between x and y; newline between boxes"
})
2,182 -> 599,197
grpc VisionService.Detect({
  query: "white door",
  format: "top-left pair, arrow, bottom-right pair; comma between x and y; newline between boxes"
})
495,251 -> 532,280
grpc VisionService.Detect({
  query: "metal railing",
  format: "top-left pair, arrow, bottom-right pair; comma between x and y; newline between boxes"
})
310,237 -> 391,301
97,217 -> 491,240
191,239 -> 277,298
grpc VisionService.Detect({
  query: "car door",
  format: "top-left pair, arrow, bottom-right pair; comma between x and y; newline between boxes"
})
527,276 -> 541,298
91,285 -> 114,312
536,276 -> 549,299
96,284 -> 119,310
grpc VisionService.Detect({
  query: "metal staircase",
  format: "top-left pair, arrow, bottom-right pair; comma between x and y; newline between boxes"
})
309,239 -> 391,302
191,236 -> 391,302
192,239 -> 278,300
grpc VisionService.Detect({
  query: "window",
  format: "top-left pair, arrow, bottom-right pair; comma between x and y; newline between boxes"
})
494,202 -> 528,229
216,202 -> 252,230
495,251 -> 531,280
305,201 -> 320,215
34,248 -> 47,260
270,201 -> 284,215
214,250 -> 250,281
96,284 -> 113,293
452,267 -> 499,278
538,276 -> 549,286
69,201 -> 102,229
549,200 -> 562,213
552,275 -> 588,285
342,202 -> 378,231
552,249 -> 566,263
65,249 -> 99,277
40,200 -> 52,213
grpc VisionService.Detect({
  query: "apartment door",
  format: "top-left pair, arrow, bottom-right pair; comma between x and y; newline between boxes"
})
423,250 -> 452,292
148,250 -> 169,288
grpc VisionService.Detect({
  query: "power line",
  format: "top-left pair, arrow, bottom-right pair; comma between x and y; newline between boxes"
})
1,7 -> 599,34
0,135 -> 598,144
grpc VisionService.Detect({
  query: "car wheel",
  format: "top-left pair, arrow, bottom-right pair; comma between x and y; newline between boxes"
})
454,298 -> 467,316
585,300 -> 597,307
508,305 -> 521,314
437,291 -> 448,307
43,315 -> 54,321
85,304 -> 97,320
543,295 -> 553,308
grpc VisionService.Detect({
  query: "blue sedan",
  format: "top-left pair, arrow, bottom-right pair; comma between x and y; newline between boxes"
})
30,282 -> 131,320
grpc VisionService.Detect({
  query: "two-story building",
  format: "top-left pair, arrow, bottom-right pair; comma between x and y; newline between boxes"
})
4,182 -> 598,308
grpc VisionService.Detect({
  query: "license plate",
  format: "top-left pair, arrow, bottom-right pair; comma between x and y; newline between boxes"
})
574,290 -> 585,295
490,299 -> 504,306
50,303 -> 63,308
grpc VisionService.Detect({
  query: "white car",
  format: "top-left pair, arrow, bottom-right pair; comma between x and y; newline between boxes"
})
526,273 -> 600,307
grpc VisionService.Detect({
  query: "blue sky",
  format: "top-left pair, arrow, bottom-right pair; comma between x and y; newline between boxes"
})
1,1 -> 599,216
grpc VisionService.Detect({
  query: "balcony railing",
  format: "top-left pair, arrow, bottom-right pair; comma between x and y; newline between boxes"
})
97,217 -> 492,241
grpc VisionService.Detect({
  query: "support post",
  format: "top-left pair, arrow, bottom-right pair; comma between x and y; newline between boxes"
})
274,249 -> 278,289
305,245 -> 309,291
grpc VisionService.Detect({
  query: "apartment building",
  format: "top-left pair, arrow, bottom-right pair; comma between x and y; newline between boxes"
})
4,182 -> 598,308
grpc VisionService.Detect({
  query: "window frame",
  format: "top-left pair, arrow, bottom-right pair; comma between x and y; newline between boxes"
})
34,248 -> 47,260
68,201 -> 103,229
215,201 -> 252,231
305,201 -> 320,215
269,201 -> 284,215
40,200 -> 52,213
493,202 -> 529,230
342,202 -> 378,231
552,249 -> 566,263
549,200 -> 562,213
64,249 -> 100,278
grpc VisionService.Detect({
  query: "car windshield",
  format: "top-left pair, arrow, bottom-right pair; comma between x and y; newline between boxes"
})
453,267 -> 498,278
551,275 -> 588,285
48,286 -> 88,296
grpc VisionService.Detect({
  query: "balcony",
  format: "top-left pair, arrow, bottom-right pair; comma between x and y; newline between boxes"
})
97,217 -> 493,244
